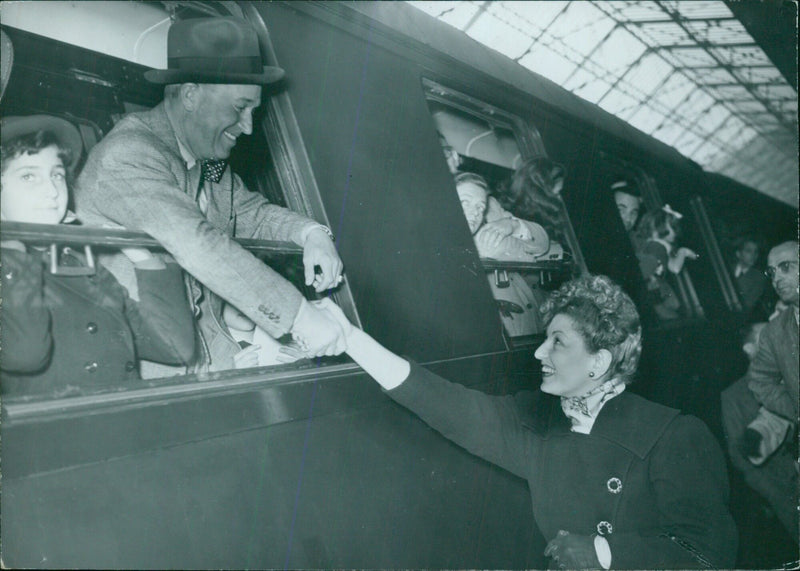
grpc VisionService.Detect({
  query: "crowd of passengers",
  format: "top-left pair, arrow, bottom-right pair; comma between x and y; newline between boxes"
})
1,16 -> 798,570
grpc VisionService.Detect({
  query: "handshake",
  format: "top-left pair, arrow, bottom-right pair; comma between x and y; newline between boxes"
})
284,297 -> 355,360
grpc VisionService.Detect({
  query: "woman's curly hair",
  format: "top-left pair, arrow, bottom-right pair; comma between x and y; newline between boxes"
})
496,156 -> 566,243
540,274 -> 642,384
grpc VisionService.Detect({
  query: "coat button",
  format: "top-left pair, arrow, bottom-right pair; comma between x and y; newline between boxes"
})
596,521 -> 613,536
607,477 -> 623,494
84,361 -> 99,373
124,361 -> 136,372
86,322 -> 98,334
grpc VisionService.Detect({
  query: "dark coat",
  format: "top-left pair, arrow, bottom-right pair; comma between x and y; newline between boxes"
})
388,362 -> 738,569
733,266 -> 767,312
1,246 -> 195,397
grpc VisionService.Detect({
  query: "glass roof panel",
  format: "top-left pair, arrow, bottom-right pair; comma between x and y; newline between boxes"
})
711,46 -> 772,67
407,0 -> 798,206
624,53 -> 674,95
598,90 -> 642,116
466,11 -> 533,60
517,46 -> 577,85
502,0 -> 571,32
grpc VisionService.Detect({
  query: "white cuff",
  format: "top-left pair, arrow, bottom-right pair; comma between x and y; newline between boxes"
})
594,535 -> 612,570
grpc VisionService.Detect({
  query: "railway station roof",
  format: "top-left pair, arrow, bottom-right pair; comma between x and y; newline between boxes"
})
408,1 -> 798,207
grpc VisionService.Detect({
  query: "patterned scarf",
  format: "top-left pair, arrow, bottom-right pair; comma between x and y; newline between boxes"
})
561,379 -> 626,434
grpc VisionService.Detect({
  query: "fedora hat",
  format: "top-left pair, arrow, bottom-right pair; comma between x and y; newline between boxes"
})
1,115 -> 83,171
144,17 -> 285,85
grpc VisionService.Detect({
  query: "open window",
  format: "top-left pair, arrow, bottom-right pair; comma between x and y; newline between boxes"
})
423,79 -> 584,346
0,2 -> 360,408
592,153 -> 705,327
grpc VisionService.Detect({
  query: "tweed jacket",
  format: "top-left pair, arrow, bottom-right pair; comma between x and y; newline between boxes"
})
388,363 -> 738,570
747,307 -> 799,420
75,103 -> 318,348
0,247 -> 195,397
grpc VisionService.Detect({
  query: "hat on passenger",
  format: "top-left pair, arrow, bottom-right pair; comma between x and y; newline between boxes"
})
1,115 -> 83,171
611,178 -> 640,197
144,17 -> 285,85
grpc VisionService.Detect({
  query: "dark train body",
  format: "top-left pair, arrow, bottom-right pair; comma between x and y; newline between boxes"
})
1,2 -> 796,568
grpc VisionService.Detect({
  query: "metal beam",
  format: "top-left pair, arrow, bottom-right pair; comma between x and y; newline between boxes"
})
627,17 -> 738,26
649,41 -> 757,50
461,1 -> 490,34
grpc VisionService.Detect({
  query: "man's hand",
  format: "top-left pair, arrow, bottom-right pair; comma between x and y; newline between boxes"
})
303,227 -> 344,293
544,530 -> 601,569
311,298 -> 355,340
290,298 -> 347,357
233,344 -> 261,369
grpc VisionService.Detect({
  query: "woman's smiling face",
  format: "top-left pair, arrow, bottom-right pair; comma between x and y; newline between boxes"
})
534,313 -> 599,397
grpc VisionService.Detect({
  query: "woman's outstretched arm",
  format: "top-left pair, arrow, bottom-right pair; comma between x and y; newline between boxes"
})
311,298 -> 410,389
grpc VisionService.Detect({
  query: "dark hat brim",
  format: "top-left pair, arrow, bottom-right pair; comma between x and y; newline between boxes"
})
144,65 -> 285,85
1,115 -> 83,171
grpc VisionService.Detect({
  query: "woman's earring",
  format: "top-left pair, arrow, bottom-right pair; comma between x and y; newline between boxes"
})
589,371 -> 595,378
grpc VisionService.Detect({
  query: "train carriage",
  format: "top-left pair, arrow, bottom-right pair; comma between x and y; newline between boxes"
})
1,1 -> 796,568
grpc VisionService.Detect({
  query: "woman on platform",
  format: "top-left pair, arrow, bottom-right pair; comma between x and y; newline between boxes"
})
304,274 -> 737,569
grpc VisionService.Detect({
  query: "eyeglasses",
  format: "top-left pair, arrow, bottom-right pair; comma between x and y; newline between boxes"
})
764,260 -> 798,280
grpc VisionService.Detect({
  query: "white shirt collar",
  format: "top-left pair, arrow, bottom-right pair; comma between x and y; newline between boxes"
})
175,136 -> 197,170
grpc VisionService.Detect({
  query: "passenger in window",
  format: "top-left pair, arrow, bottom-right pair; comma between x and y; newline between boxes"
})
309,275 -> 737,569
495,156 -> 568,256
635,205 -> 698,276
456,172 -> 545,336
721,321 -> 797,540
0,115 -> 195,397
74,17 -> 347,373
456,172 -> 550,261
731,235 -> 768,314
220,302 -> 302,370
611,179 -> 642,234
611,178 -> 645,252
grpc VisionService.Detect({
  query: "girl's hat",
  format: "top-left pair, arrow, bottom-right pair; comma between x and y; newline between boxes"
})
1,114 -> 83,170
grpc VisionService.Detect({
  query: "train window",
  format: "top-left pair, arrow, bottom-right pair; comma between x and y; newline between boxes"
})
0,4 -> 359,405
591,154 -> 705,327
423,79 -> 582,345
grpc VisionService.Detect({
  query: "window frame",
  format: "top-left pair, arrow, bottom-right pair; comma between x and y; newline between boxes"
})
422,78 -> 586,347
0,3 -> 364,414
599,151 -> 706,325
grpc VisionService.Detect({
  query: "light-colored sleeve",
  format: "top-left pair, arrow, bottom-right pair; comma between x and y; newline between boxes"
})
76,134 -> 303,338
228,173 -> 319,244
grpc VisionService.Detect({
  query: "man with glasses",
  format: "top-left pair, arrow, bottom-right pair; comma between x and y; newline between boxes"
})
745,241 -> 798,449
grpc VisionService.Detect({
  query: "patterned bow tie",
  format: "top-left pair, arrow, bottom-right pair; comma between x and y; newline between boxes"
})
200,159 -> 227,183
